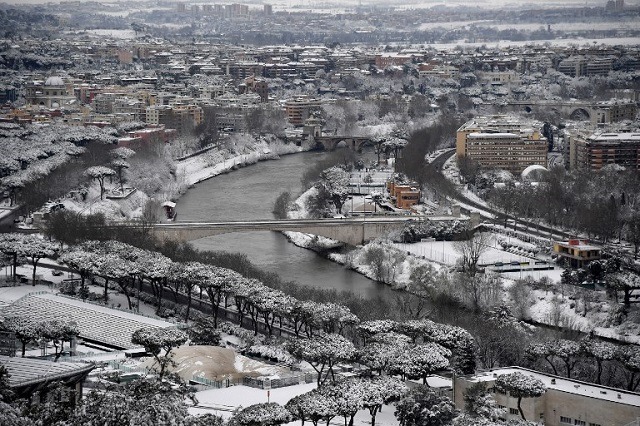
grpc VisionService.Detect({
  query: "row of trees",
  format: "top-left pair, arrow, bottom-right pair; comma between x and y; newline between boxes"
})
525,338 -> 640,391
2,316 -> 78,359
487,167 -> 640,248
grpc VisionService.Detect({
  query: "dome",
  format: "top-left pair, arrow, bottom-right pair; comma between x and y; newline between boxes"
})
44,76 -> 65,86
521,164 -> 550,181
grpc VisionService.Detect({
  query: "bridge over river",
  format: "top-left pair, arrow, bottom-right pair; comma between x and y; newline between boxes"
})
136,216 -> 462,246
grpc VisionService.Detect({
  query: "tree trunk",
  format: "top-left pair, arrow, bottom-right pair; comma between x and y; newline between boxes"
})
104,278 -> 109,303
517,396 -> 526,421
12,252 -> 17,281
31,257 -> 40,286
185,287 -> 192,321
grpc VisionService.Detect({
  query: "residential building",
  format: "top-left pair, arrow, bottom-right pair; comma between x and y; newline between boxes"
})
456,116 -> 548,174
284,97 -> 322,126
375,53 -> 413,68
553,239 -> 602,268
387,180 -> 421,210
454,367 -> 640,426
568,128 -> 640,171
592,100 -> 638,125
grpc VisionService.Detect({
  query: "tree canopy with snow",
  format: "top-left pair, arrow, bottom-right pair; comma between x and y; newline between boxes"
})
494,372 -> 546,421
395,385 -> 457,426
131,327 -> 187,379
234,403 -> 293,426
85,165 -> 116,200
286,333 -> 356,386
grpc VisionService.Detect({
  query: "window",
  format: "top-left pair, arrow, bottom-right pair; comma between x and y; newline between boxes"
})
574,421 -> 586,426
560,417 -> 572,424
589,423 -> 602,426
509,408 -> 519,415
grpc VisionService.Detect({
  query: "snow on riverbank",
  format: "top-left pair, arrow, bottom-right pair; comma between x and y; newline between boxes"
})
177,140 -> 304,186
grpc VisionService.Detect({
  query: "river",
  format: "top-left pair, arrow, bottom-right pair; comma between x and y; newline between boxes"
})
176,151 -> 393,299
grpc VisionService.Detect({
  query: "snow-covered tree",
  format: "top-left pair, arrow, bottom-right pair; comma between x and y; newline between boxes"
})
617,345 -> 640,391
68,379 -> 203,426
316,166 -> 350,214
59,249 -> 97,300
0,233 -> 57,285
462,382 -> 504,421
85,165 -> 116,200
359,332 -> 411,375
131,327 -> 188,379
2,316 -> 40,357
494,372 -> 546,421
285,390 -> 338,426
312,302 -> 359,335
137,250 -> 173,313
360,376 -> 407,426
526,339 -> 581,378
286,333 -> 356,386
357,319 -> 398,344
395,385 -> 457,426
234,402 -> 293,426
110,147 -> 135,194
581,338 -> 617,385
37,319 -> 79,361
317,378 -> 364,426
392,343 -> 451,384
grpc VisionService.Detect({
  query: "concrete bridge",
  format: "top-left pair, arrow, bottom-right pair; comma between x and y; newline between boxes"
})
138,216 -> 461,246
503,100 -> 594,120
314,136 -> 372,152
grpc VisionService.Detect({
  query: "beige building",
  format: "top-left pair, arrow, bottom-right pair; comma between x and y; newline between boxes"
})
25,76 -> 77,109
454,367 -> 640,426
284,97 -> 322,126
456,116 -> 548,174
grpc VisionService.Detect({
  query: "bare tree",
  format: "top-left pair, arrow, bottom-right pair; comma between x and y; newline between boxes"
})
453,231 -> 492,277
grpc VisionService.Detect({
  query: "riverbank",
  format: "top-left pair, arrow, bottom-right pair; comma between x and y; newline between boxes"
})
176,139 -> 307,187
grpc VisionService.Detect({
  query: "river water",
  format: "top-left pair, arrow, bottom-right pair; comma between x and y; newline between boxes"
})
176,151 -> 392,299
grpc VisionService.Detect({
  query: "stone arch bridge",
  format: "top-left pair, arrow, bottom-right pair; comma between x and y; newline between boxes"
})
504,100 -> 595,121
123,216 -> 460,246
314,136 -> 372,152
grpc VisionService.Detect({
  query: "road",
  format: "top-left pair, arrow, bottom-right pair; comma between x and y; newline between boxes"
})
427,149 -> 573,241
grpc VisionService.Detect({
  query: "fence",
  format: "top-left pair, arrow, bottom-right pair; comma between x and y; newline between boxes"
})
189,376 -> 243,389
242,372 -> 317,389
106,359 -> 150,374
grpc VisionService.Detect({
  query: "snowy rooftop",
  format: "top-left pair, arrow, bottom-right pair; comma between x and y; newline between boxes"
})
0,355 -> 94,388
1,293 -> 175,349
555,240 -> 601,251
590,133 -> 640,142
465,367 -> 640,407
468,132 -> 519,139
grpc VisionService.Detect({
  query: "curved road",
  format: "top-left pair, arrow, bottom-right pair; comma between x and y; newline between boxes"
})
427,149 -> 573,241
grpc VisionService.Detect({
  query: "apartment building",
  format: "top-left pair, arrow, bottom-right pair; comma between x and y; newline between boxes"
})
454,367 -> 640,426
146,104 -> 201,134
592,100 -> 638,125
456,116 -> 548,175
568,127 -> 640,171
284,97 -> 322,126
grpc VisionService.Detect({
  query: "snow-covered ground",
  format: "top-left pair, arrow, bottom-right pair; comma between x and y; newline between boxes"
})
190,383 -> 401,426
